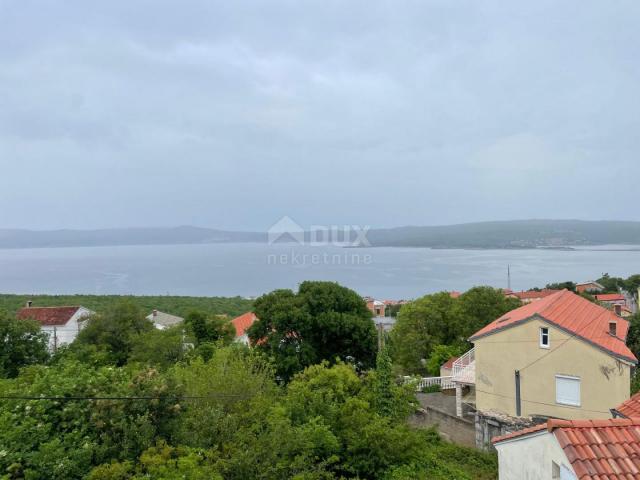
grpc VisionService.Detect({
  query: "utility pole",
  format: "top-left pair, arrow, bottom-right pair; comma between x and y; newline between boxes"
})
507,264 -> 512,291
53,326 -> 58,353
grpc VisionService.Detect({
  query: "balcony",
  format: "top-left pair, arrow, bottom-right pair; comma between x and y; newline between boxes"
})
452,347 -> 475,385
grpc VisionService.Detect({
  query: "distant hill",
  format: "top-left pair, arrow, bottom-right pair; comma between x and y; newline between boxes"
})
0,226 -> 265,249
1,220 -> 640,250
366,220 -> 640,249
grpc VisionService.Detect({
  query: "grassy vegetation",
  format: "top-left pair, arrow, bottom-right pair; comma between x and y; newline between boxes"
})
0,293 -> 253,318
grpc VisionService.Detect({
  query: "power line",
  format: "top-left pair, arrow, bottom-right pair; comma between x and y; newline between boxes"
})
0,394 -> 250,401
518,315 -> 620,373
474,388 -> 610,416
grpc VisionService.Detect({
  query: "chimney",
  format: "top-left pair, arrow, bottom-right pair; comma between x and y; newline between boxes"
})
609,321 -> 617,337
153,309 -> 158,317
26,300 -> 33,308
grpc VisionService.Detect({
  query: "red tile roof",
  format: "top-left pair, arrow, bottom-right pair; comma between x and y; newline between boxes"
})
495,418 -> 640,479
231,312 -> 257,338
595,293 -> 626,302
510,289 -> 560,300
17,306 -> 82,326
469,290 -> 637,363
617,393 -> 640,419
449,291 -> 461,299
441,356 -> 459,370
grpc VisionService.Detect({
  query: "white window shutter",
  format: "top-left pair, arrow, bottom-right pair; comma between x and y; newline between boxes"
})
556,376 -> 581,406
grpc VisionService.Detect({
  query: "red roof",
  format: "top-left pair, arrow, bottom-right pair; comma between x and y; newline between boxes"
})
17,306 -> 82,326
595,293 -> 626,302
231,312 -> 257,338
494,418 -> 640,479
617,393 -> 640,418
469,290 -> 637,363
449,291 -> 461,299
510,289 -> 560,300
441,356 -> 459,370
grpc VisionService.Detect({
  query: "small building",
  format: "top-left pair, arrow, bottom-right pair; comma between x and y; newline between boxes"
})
17,304 -> 93,350
365,298 -> 385,317
493,418 -> 640,480
231,312 -> 258,345
506,289 -> 560,304
440,356 -> 459,377
594,293 -> 627,317
146,310 -> 184,330
576,281 -> 605,294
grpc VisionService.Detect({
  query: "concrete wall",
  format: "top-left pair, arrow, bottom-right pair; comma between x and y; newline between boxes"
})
474,315 -> 631,419
495,431 -> 577,480
409,405 -> 476,448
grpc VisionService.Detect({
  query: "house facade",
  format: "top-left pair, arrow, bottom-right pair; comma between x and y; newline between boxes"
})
17,305 -> 93,350
469,290 -> 636,420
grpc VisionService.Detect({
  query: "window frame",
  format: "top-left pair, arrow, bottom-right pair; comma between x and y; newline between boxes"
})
539,326 -> 550,349
555,374 -> 581,407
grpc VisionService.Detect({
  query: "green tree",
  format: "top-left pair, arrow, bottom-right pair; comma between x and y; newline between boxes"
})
545,281 -> 577,292
389,292 -> 459,375
184,310 -> 235,346
128,326 -> 188,369
390,287 -> 519,374
425,344 -> 464,377
0,312 -> 49,378
73,301 -> 154,366
249,281 -> 377,381
0,360 -> 180,479
456,286 -> 521,340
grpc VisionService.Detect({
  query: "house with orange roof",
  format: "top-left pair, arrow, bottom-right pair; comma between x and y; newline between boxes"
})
614,391 -> 640,419
492,418 -> 640,479
576,281 -> 605,294
17,302 -> 93,350
505,288 -> 560,304
594,293 -> 628,317
461,290 -> 636,421
230,311 -> 258,345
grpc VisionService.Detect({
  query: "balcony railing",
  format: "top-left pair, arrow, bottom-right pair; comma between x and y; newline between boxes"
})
415,375 -> 456,391
452,348 -> 475,385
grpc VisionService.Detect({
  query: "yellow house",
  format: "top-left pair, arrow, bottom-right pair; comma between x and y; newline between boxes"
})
468,290 -> 637,420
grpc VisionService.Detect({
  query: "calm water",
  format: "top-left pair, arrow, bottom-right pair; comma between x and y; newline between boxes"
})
0,243 -> 638,299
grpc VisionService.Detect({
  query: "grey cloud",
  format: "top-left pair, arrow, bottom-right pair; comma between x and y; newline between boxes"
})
0,0 -> 639,230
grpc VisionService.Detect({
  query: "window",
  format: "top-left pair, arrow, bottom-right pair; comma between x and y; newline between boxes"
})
556,375 -> 581,407
540,327 -> 550,348
552,461 -> 560,479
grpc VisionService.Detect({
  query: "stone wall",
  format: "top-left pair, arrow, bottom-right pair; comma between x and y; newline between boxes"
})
409,406 -> 476,448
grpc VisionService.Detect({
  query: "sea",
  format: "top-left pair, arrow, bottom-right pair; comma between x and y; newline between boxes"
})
0,243 -> 638,299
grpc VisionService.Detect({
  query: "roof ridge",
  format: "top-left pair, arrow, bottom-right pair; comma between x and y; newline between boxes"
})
19,305 -> 81,309
547,418 -> 640,431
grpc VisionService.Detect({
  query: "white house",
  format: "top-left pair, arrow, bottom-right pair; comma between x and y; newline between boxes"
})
17,303 -> 93,350
493,418 -> 640,479
146,310 -> 184,330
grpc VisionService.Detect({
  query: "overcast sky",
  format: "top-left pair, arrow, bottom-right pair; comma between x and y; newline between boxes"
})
1,1 -> 639,231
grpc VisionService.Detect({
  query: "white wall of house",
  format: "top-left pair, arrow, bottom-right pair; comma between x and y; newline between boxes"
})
495,431 -> 576,480
42,307 -> 93,350
235,333 -> 250,346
